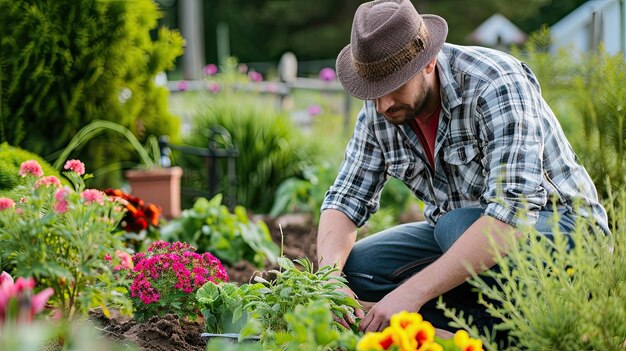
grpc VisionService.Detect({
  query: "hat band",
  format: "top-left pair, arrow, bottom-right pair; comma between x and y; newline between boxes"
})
354,25 -> 428,80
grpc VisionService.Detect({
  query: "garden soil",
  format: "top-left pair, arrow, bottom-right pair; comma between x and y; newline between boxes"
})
89,214 -> 317,351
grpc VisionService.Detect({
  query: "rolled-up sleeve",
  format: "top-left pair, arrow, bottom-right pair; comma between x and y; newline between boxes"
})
321,106 -> 387,227
477,74 -> 548,228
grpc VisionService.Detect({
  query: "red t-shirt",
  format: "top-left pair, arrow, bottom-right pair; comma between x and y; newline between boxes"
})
409,105 -> 441,168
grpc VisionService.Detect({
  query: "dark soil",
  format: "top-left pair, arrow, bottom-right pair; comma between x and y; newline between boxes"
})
89,214 -> 317,351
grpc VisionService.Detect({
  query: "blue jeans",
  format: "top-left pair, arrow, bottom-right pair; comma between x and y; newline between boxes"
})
343,207 -> 577,335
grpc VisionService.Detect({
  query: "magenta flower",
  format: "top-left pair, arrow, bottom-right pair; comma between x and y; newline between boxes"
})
127,241 -> 228,320
203,63 -> 218,76
81,189 -> 106,205
0,198 -> 15,211
104,253 -> 112,261
18,160 -> 43,177
177,80 -> 189,91
63,159 -> 85,175
319,67 -> 336,82
34,176 -> 62,189
248,71 -> 263,82
308,104 -> 323,117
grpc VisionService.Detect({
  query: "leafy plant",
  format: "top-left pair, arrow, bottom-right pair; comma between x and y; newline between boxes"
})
0,159 -> 132,318
126,240 -> 228,322
160,194 -> 279,268
275,300 -> 361,351
240,257 -> 361,344
196,282 -> 264,334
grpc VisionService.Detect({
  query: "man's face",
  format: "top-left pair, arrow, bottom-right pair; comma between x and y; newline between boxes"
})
375,70 -> 433,125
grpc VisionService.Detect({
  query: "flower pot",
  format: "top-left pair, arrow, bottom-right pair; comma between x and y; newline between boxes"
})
125,166 -> 183,219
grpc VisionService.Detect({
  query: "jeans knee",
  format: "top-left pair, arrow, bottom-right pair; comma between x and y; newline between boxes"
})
434,207 -> 483,252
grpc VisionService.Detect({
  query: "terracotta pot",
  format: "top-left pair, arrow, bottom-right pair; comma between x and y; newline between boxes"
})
125,166 -> 183,219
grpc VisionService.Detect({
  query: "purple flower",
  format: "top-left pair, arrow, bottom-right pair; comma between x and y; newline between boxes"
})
203,64 -> 218,76
319,67 -> 336,82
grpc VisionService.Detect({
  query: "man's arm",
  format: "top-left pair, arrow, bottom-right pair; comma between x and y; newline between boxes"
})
317,209 -> 358,270
359,215 -> 523,332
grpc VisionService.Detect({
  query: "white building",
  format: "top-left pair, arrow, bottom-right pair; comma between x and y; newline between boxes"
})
468,13 -> 527,50
550,0 -> 626,56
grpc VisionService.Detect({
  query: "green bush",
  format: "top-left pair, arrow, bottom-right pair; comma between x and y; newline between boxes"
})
441,189 -> 626,350
0,143 -> 66,199
0,0 -> 184,187
159,194 -> 280,268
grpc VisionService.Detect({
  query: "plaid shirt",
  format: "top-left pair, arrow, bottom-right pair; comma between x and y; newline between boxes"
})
322,43 -> 610,234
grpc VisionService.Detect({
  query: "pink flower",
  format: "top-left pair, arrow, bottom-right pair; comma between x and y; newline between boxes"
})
104,253 -> 112,261
0,198 -> 15,211
114,250 -> 133,271
30,288 -> 54,316
248,71 -> 263,82
34,176 -> 62,189
18,160 -> 43,177
308,104 -> 322,117
319,67 -> 336,82
0,271 -> 53,325
54,188 -> 70,214
63,159 -> 85,175
203,63 -> 218,76
177,80 -> 189,91
208,81 -> 221,94
81,189 -> 105,205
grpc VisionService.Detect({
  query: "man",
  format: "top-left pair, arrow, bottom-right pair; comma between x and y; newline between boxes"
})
317,0 -> 610,335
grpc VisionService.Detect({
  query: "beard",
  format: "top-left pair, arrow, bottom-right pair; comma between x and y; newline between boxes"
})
382,76 -> 433,126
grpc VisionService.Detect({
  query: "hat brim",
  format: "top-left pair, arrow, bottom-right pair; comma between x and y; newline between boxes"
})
336,15 -> 448,100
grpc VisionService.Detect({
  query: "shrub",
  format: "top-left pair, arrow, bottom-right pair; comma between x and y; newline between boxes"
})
0,159 -> 132,318
0,0 -> 184,187
440,191 -> 626,350
159,195 -> 279,268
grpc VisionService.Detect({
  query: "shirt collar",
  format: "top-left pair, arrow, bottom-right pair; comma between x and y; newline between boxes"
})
436,44 -> 463,113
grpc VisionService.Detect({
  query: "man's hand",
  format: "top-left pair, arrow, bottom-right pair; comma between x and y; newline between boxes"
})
358,287 -> 417,332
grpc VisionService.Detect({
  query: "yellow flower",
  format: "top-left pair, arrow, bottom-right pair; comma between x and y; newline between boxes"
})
390,310 -> 423,330
399,321 -> 436,351
453,330 -> 484,351
357,328 -> 398,351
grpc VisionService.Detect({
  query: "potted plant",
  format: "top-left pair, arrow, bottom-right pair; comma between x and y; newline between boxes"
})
53,120 -> 183,219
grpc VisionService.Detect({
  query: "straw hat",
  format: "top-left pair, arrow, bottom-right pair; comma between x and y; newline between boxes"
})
336,0 -> 448,100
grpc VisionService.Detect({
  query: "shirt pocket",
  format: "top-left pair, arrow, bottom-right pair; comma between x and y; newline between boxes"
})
443,141 -> 484,199
385,159 -> 430,200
